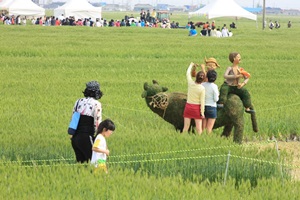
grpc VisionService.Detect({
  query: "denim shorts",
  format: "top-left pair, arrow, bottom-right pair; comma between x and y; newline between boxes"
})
204,106 -> 217,119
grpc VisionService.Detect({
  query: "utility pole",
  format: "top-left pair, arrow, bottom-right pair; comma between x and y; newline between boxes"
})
262,0 -> 266,30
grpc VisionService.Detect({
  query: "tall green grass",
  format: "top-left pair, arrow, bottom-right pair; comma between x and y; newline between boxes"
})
0,13 -> 299,198
0,163 -> 299,199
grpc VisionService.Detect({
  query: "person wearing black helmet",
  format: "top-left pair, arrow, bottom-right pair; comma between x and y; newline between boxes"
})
70,80 -> 103,163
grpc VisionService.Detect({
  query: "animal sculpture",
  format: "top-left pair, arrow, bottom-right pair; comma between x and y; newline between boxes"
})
141,80 -> 258,143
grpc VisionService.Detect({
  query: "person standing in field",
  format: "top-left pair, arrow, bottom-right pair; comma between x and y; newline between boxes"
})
218,52 -> 255,113
91,119 -> 115,173
183,63 -> 206,134
70,81 -> 103,163
151,9 -> 156,23
201,70 -> 219,133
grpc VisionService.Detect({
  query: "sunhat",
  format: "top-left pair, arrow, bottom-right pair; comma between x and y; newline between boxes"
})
205,57 -> 220,67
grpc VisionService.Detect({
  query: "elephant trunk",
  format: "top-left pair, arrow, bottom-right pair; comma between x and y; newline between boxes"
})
251,112 -> 259,132
249,105 -> 258,132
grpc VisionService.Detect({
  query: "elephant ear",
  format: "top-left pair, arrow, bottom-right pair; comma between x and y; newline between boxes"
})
141,91 -> 147,98
152,80 -> 159,85
143,82 -> 149,90
162,87 -> 168,92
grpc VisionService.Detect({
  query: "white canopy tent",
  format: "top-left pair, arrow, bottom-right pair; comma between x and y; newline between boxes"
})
0,0 -> 45,17
189,0 -> 257,21
54,0 -> 102,21
0,0 -> 14,10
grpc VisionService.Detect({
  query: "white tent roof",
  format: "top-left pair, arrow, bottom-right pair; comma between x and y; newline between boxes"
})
0,0 -> 45,17
189,0 -> 257,21
0,0 -> 14,10
54,0 -> 102,21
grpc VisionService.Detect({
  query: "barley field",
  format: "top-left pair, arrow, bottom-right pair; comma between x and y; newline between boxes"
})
0,12 -> 300,199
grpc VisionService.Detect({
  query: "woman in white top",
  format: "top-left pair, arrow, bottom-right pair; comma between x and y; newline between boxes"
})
183,63 -> 206,134
202,70 -> 219,133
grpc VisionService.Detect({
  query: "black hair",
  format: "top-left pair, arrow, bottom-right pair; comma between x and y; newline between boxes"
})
97,119 -> 115,134
83,88 -> 103,100
207,70 -> 217,82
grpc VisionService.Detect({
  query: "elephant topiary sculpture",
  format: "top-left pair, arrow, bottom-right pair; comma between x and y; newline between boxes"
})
141,80 -> 258,143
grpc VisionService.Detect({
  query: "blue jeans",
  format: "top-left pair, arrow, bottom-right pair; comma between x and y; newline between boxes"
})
204,106 -> 217,119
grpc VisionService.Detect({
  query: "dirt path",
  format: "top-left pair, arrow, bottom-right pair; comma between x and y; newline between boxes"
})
247,141 -> 300,180
277,141 -> 300,180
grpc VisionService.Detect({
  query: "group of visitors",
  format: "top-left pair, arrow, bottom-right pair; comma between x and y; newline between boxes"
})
268,20 -> 281,30
1,14 -> 27,25
188,21 -> 233,37
268,20 -> 292,29
183,52 -> 254,135
1,10 -> 181,29
67,53 -> 255,173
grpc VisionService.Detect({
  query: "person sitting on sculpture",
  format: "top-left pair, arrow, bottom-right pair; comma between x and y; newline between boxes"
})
218,52 -> 255,114
192,57 -> 220,77
191,57 -> 220,82
200,57 -> 220,74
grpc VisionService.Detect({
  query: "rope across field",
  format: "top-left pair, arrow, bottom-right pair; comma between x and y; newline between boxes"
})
1,140 -> 299,183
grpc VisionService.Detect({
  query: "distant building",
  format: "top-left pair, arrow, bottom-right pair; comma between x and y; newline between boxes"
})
266,7 -> 282,14
102,4 -> 122,11
168,5 -> 186,12
281,9 -> 300,15
184,5 -> 199,12
133,4 -> 153,12
156,4 -> 169,11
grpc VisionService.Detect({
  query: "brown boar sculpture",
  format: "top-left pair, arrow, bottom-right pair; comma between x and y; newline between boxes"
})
141,80 -> 258,144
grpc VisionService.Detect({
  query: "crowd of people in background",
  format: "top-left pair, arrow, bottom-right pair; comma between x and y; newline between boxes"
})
1,14 -> 177,29
0,9 -> 181,29
1,11 -> 294,32
188,21 -> 234,37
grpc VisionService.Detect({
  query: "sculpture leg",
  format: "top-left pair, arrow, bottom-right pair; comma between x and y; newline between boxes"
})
218,83 -> 230,104
221,124 -> 233,137
233,119 -> 244,144
234,87 -> 252,109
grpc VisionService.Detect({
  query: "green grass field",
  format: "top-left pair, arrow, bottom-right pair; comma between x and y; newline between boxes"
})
0,12 -> 300,199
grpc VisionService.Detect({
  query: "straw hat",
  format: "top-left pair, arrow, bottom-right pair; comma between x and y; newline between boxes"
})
205,57 -> 220,67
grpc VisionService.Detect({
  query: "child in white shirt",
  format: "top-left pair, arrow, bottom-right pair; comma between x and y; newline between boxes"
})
91,119 -> 115,173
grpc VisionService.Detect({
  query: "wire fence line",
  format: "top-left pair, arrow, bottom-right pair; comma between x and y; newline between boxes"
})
0,140 -> 274,164
0,140 -> 299,170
